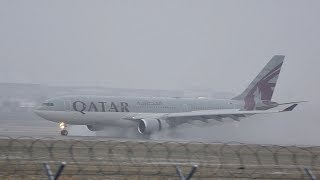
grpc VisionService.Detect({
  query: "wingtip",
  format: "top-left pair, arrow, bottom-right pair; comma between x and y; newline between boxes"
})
282,104 -> 298,112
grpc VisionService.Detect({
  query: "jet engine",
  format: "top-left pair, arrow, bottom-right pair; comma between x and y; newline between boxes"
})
87,125 -> 104,131
137,118 -> 169,134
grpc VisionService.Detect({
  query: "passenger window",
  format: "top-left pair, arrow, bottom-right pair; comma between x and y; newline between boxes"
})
43,103 -> 54,106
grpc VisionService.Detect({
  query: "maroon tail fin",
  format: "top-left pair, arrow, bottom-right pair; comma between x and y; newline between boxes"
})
232,55 -> 285,110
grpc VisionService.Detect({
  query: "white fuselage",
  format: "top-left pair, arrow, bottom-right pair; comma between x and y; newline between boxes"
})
34,96 -> 244,127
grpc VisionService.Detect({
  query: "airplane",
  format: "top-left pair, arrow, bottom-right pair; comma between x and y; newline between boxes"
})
34,55 -> 302,137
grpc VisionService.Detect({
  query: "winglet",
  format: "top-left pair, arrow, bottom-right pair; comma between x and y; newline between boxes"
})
281,104 -> 298,112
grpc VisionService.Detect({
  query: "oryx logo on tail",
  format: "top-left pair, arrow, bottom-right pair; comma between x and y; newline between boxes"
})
232,55 -> 285,110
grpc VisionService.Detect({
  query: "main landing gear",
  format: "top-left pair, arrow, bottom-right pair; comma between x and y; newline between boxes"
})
59,122 -> 68,136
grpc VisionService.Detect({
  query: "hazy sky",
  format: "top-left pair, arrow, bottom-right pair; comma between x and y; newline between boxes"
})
0,0 -> 319,144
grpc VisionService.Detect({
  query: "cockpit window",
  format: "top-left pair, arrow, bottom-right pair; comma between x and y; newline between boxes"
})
43,102 -> 54,106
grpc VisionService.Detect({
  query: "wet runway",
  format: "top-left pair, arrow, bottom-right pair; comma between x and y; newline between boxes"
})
1,134 -> 320,179
0,114 -> 320,179
0,116 -> 58,137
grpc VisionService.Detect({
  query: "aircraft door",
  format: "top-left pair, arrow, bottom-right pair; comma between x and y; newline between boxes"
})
64,100 -> 71,111
182,104 -> 190,112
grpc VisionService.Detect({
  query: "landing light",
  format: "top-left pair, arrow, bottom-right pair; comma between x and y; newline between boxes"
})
59,122 -> 65,129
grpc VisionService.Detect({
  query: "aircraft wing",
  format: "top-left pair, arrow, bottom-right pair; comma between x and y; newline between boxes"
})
124,104 -> 298,122
165,104 -> 297,120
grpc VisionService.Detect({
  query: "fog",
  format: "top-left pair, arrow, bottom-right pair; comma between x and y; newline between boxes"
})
0,0 -> 319,145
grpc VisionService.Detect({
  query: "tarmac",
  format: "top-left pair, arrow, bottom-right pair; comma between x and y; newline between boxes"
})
0,113 -> 319,179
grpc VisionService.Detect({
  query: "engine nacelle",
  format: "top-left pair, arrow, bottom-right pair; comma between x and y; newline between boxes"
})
137,118 -> 169,134
86,125 -> 104,131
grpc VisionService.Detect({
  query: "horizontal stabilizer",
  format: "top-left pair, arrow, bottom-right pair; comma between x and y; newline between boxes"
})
277,101 -> 308,105
281,104 -> 298,112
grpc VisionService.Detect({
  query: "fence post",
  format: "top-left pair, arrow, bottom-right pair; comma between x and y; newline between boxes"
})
43,162 -> 54,180
175,165 -> 185,180
175,164 -> 198,180
43,162 -> 67,180
305,167 -> 317,180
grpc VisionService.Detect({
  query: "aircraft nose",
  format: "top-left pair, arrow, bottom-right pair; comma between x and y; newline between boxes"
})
34,106 -> 44,111
34,106 -> 46,117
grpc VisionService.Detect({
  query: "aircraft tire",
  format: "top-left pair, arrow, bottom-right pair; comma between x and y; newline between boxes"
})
61,129 -> 68,136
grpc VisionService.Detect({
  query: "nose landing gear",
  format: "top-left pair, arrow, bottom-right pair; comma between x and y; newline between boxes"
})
60,129 -> 68,136
59,122 -> 68,136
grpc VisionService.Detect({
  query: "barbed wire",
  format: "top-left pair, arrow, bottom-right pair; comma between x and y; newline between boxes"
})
0,136 -> 319,179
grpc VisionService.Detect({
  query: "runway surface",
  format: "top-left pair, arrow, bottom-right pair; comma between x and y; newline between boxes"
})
0,115 -> 320,179
1,137 -> 320,179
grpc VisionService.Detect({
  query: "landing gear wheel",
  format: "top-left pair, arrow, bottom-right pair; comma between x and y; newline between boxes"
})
61,129 -> 68,136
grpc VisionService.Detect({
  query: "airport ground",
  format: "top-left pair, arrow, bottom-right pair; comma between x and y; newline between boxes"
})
0,114 -> 319,179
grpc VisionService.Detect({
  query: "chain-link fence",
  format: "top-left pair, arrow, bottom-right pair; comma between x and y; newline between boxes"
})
0,136 -> 319,179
